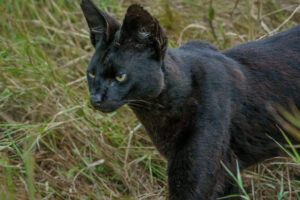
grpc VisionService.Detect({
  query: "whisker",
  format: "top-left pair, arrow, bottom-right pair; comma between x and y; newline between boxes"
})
127,99 -> 165,108
127,102 -> 150,110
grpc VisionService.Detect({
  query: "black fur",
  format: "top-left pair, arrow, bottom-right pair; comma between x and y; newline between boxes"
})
80,1 -> 300,199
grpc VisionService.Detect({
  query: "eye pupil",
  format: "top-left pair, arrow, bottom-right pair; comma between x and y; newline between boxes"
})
116,74 -> 127,82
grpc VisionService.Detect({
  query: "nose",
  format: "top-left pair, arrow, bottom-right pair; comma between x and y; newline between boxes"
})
90,94 -> 103,106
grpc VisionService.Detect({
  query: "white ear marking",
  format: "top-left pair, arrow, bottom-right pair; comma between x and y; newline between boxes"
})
91,26 -> 105,34
138,30 -> 150,39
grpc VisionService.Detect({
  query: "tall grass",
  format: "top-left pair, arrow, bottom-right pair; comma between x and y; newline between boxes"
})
0,0 -> 299,199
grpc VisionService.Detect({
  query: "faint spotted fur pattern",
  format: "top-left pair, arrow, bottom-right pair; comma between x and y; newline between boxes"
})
80,0 -> 300,199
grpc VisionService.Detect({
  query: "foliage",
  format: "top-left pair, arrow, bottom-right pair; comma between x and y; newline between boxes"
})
0,0 -> 299,199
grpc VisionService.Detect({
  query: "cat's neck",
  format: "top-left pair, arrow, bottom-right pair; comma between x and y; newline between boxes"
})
128,48 -> 195,157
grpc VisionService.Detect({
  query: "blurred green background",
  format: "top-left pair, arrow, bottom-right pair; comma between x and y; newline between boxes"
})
0,0 -> 300,199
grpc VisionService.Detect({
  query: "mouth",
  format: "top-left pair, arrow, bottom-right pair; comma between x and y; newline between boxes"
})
91,101 -> 125,113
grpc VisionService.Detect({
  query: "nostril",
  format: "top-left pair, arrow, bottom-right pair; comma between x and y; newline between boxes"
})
90,94 -> 103,105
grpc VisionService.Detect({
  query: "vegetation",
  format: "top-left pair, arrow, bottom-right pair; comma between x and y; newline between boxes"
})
0,0 -> 299,199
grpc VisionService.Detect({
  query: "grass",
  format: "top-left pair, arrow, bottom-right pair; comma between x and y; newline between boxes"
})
0,0 -> 300,199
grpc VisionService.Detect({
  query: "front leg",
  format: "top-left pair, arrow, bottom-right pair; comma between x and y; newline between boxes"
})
167,103 -> 234,199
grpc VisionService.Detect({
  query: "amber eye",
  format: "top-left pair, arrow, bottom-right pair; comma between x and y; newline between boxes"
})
115,73 -> 127,82
88,72 -> 95,79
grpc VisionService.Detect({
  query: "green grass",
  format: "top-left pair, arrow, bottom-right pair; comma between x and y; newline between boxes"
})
0,0 -> 300,199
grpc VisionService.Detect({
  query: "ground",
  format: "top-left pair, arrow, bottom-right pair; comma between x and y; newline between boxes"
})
0,0 -> 300,199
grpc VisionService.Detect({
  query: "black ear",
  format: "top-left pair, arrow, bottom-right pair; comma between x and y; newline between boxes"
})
80,0 -> 120,48
119,4 -> 168,60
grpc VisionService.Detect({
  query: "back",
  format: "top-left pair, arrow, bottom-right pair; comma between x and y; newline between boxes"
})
224,25 -> 300,108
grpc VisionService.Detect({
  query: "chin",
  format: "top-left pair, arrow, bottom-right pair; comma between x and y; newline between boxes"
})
98,107 -> 118,113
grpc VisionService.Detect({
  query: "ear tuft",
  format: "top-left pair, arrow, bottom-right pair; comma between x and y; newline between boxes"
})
119,4 -> 168,60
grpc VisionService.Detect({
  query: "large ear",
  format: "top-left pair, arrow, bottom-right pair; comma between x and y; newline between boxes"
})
119,4 -> 168,60
80,0 -> 120,48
